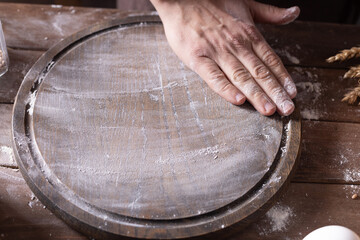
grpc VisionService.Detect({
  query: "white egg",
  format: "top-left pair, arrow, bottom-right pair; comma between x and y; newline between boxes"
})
303,225 -> 360,240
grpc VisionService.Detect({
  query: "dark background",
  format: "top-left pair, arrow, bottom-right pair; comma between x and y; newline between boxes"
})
0,0 -> 360,25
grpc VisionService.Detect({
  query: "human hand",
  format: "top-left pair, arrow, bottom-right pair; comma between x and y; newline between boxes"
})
150,0 -> 300,116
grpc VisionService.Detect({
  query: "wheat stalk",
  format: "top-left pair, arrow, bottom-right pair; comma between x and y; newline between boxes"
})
326,46 -> 360,63
342,84 -> 360,105
344,65 -> 360,78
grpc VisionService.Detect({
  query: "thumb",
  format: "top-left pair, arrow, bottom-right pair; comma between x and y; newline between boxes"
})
248,1 -> 300,25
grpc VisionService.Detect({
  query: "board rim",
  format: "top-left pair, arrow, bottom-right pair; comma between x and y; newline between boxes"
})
12,15 -> 301,239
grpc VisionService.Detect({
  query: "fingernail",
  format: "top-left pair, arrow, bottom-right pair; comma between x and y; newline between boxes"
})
286,6 -> 298,14
265,102 -> 275,113
282,6 -> 300,25
281,100 -> 294,115
236,93 -> 244,103
284,77 -> 297,97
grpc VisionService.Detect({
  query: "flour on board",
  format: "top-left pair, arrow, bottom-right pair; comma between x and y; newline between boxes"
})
300,108 -> 321,120
27,90 -> 37,116
257,204 -> 295,235
344,168 -> 360,182
276,48 -> 300,64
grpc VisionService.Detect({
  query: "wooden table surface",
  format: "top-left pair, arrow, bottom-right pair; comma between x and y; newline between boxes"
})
0,3 -> 359,240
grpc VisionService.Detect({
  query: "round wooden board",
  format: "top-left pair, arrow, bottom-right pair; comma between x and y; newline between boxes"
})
12,16 -> 301,239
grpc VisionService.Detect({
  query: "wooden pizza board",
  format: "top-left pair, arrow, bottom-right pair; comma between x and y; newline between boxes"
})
12,16 -> 301,239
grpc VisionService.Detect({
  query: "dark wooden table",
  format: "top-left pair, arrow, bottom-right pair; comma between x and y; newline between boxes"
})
0,3 -> 359,240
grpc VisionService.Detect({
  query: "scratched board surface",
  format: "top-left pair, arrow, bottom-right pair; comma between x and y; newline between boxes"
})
13,18 -> 300,239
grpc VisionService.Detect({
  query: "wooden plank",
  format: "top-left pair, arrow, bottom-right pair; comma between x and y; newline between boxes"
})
0,3 -> 130,50
289,66 -> 360,123
0,166 -> 86,240
0,48 -> 43,103
293,120 -> 360,184
0,3 -> 359,69
260,22 -> 360,69
232,182 -> 360,240
1,167 -> 359,240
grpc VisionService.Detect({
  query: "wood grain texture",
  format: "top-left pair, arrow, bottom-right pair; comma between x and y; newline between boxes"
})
1,103 -> 358,189
3,55 -> 360,122
233,182 -> 360,240
0,48 -> 43,103
0,166 -> 86,240
258,22 -> 360,69
294,120 -> 360,184
1,167 -> 359,240
0,3 -> 133,50
289,66 -> 360,123
1,3 -> 360,68
12,20 -> 300,239
1,2 -> 359,239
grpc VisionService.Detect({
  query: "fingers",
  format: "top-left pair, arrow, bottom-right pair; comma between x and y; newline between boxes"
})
253,41 -> 297,99
248,1 -> 300,25
192,57 -> 246,105
234,49 -> 294,116
219,22 -> 295,116
216,53 -> 276,116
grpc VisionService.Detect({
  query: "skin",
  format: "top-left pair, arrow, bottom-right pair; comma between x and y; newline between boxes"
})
149,0 -> 300,116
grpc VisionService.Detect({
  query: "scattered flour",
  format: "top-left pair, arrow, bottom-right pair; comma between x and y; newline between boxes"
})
154,144 -> 222,165
296,81 -> 322,104
27,90 -> 37,116
148,93 -> 159,102
51,4 -> 62,8
277,49 -> 300,64
294,71 -> 323,120
265,204 -> 295,232
28,192 -> 38,208
296,82 -> 321,94
284,50 -> 300,64
339,154 -> 349,165
300,109 -> 320,120
344,168 -> 360,182
343,185 -> 359,198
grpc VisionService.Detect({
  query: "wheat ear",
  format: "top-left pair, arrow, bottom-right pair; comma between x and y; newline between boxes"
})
342,84 -> 360,105
326,46 -> 360,63
344,65 -> 360,78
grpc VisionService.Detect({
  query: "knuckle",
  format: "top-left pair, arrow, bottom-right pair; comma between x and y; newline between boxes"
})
189,42 -> 212,59
232,68 -> 252,84
190,47 -> 208,58
207,69 -> 225,83
252,89 -> 265,99
214,41 -> 229,53
227,33 -> 246,49
242,24 -> 262,43
215,82 -> 232,94
271,87 -> 284,97
272,88 -> 289,103
263,49 -> 282,68
254,65 -> 271,80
